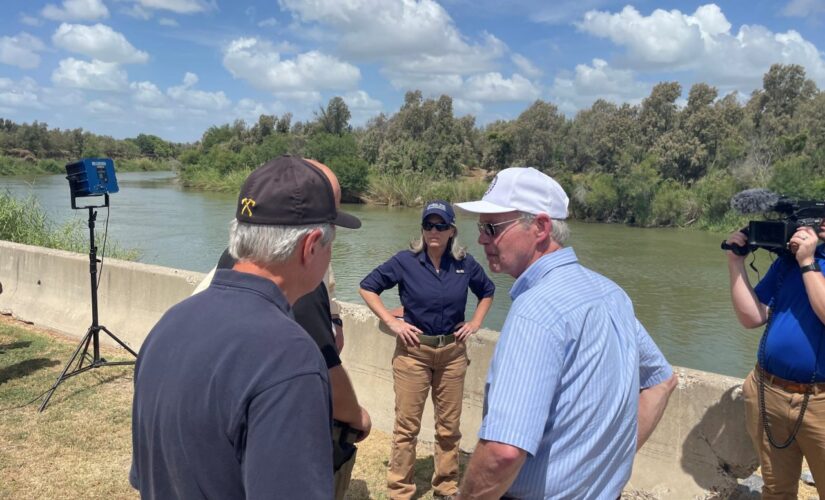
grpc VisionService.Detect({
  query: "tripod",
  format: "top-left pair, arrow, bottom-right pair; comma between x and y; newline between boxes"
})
39,194 -> 137,411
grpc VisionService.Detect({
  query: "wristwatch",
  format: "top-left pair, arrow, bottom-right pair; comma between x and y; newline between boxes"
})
800,261 -> 821,274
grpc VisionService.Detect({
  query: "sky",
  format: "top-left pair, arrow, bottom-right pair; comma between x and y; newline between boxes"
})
2,0 -> 825,143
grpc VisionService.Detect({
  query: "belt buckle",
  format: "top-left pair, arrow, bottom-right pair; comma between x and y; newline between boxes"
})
437,335 -> 445,348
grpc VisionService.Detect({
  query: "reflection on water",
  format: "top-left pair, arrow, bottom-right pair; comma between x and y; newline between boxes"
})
3,171 -> 773,378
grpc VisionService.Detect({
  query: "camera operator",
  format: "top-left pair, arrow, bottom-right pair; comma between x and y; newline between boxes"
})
726,221 -> 825,498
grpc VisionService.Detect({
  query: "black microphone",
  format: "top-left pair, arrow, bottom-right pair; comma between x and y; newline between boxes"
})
721,188 -> 780,255
730,188 -> 780,214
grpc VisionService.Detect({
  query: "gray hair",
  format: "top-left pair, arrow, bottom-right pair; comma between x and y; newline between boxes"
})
410,226 -> 467,260
228,219 -> 335,267
520,213 -> 569,246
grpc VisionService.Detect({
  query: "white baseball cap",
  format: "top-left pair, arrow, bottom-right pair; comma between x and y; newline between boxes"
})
455,167 -> 569,219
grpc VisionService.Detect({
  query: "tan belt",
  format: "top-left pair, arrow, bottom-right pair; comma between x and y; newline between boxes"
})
756,365 -> 825,394
418,333 -> 456,348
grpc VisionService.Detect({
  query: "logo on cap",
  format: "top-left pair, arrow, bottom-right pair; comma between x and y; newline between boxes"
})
241,197 -> 256,217
427,202 -> 447,211
484,175 -> 498,197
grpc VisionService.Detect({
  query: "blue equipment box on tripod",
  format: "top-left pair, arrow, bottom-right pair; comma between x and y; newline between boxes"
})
66,158 -> 119,198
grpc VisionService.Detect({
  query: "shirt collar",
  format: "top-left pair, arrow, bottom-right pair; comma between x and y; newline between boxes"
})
417,249 -> 452,269
510,247 -> 578,300
211,268 -> 291,314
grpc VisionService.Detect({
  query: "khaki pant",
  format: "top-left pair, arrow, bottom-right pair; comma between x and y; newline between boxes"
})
334,447 -> 356,500
743,369 -> 825,499
388,339 -> 468,499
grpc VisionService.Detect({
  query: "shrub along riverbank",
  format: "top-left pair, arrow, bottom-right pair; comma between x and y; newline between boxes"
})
0,192 -> 139,260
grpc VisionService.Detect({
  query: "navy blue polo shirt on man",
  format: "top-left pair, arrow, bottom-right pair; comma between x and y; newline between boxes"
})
130,269 -> 333,499
360,250 -> 495,335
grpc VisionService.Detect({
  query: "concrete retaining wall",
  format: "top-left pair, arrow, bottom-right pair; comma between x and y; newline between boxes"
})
0,241 -> 758,498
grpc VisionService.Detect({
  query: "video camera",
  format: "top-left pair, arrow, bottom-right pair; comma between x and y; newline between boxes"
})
721,188 -> 825,255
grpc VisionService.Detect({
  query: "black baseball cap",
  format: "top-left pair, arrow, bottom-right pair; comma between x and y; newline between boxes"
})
236,155 -> 361,229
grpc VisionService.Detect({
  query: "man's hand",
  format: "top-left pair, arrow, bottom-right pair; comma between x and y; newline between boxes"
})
791,226 -> 819,266
388,318 -> 421,347
454,321 -> 480,342
724,230 -> 749,262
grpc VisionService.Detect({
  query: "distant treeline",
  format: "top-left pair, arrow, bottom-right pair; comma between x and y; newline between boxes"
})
3,63 -> 825,229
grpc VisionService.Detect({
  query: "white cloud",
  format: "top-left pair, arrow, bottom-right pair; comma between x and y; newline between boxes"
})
0,33 -> 47,69
0,77 -> 46,109
123,4 -> 153,20
20,14 -> 42,27
782,0 -> 825,17
258,17 -> 278,27
88,99 -> 123,114
223,37 -> 361,93
577,4 -> 825,88
453,98 -> 484,116
167,72 -> 230,110
159,18 -> 179,26
51,58 -> 129,91
42,0 -> 109,21
342,90 -> 382,124
383,70 -> 464,95
53,24 -> 149,64
134,0 -> 212,14
130,81 -> 167,106
511,53 -> 542,79
463,73 -> 542,102
279,0 -> 506,93
550,58 -> 649,114
234,98 -> 283,120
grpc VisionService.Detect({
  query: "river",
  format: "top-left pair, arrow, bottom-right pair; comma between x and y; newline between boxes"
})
2,170 -> 775,378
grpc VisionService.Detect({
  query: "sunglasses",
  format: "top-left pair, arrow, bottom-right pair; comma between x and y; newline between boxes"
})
477,217 -> 526,237
422,221 -> 452,232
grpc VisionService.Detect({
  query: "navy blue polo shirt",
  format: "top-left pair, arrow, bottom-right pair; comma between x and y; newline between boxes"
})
131,269 -> 333,499
360,250 -> 495,335
755,245 -> 825,382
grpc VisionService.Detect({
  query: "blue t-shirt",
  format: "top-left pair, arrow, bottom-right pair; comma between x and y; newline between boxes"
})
755,245 -> 825,382
360,250 -> 495,335
479,248 -> 672,499
131,269 -> 333,499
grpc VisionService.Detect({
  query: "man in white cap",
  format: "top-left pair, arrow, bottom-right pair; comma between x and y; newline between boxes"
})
455,167 -> 678,499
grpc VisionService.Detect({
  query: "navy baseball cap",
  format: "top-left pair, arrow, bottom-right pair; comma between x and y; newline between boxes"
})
236,155 -> 361,229
421,200 -> 455,225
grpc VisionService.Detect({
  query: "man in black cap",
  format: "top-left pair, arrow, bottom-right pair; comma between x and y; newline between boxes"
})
130,155 -> 361,499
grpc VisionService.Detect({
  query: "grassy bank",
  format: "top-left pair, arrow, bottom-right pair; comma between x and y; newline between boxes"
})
0,315 -> 457,499
0,156 -> 177,176
0,192 -> 139,260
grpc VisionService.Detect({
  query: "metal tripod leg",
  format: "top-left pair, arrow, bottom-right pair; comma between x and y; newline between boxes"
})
39,325 -> 97,412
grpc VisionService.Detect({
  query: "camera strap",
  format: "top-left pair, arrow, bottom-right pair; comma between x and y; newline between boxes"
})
756,257 -> 820,449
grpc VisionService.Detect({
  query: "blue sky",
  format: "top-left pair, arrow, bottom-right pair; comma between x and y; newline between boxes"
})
2,0 -> 825,143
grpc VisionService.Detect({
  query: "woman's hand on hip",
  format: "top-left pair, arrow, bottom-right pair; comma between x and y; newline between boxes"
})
388,318 -> 421,347
454,321 -> 480,342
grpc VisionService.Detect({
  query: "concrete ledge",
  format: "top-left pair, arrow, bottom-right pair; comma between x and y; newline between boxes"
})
0,241 -> 759,498
0,240 -> 203,350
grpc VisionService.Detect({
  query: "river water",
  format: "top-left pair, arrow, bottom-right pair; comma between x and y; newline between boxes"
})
3,171 -> 775,378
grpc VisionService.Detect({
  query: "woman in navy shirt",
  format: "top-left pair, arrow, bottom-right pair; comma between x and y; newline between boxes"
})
360,200 -> 494,500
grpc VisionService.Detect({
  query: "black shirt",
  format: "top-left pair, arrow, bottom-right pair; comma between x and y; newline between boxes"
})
218,249 -> 341,368
131,269 -> 332,499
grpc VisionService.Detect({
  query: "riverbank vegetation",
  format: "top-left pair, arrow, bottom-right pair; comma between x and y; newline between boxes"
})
0,120 -> 180,175
0,192 -> 138,260
2,63 -> 824,228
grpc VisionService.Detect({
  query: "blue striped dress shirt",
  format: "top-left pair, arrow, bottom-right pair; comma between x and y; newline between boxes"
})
478,247 -> 672,499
